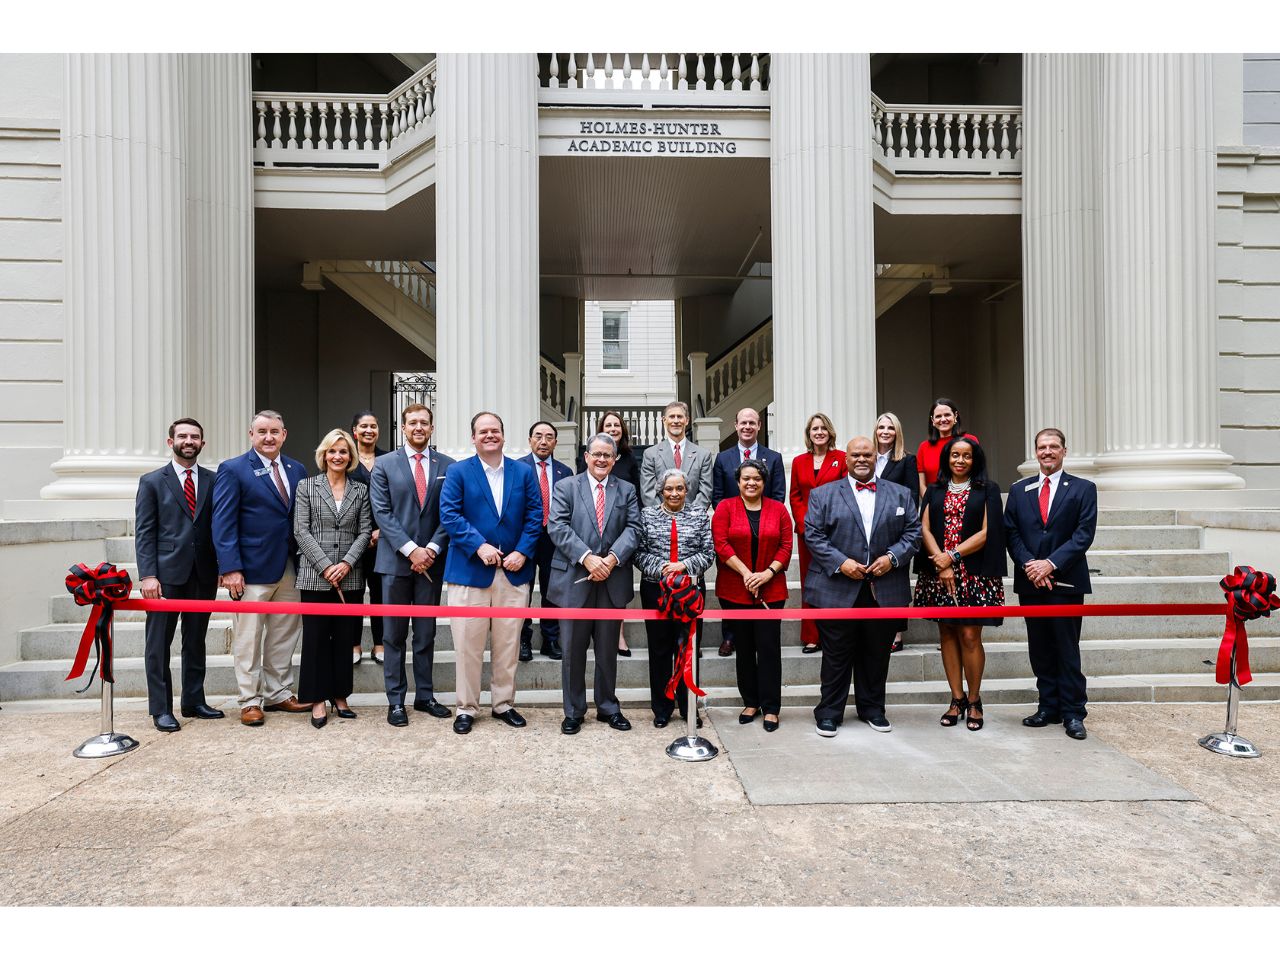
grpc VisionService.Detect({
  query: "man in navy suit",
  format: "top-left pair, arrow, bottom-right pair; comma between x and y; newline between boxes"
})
711,406 -> 787,657
439,412 -> 542,734
1004,427 -> 1098,740
368,403 -> 456,727
518,420 -> 573,663
211,410 -> 311,726
134,417 -> 222,732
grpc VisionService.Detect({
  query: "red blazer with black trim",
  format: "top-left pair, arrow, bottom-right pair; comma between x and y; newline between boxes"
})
712,496 -> 793,605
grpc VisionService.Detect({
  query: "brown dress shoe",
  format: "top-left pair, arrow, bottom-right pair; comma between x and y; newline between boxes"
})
263,696 -> 311,713
240,706 -> 265,726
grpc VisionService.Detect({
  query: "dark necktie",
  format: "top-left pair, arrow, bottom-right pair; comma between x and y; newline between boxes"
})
183,469 -> 196,517
270,459 -> 289,504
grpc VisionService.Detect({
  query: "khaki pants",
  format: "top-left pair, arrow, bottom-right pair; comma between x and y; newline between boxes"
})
448,569 -> 529,716
232,567 -> 303,709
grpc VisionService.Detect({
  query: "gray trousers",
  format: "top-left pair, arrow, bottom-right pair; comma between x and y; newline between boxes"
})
559,581 -> 623,719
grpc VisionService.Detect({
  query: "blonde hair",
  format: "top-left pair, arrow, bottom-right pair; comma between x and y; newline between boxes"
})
875,411 -> 906,461
315,428 -> 358,473
802,412 -> 838,454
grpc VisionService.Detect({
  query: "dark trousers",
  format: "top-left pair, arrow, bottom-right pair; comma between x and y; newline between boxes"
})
520,529 -> 560,648
360,551 -> 383,648
382,572 -> 442,705
143,573 -> 216,716
297,589 -> 361,703
813,588 -> 897,722
560,581 -> 622,719
1020,593 -> 1088,720
721,598 -> 782,714
641,578 -> 703,720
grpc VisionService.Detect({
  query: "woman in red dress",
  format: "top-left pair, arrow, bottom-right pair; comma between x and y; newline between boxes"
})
789,412 -> 847,654
915,397 -> 978,499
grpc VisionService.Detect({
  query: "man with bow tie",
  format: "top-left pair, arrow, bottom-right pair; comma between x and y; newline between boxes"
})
804,435 -> 920,737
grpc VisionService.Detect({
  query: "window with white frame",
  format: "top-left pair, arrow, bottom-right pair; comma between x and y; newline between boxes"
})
602,309 -> 629,370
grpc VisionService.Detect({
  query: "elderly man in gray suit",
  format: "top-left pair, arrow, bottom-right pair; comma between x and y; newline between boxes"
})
639,400 -> 714,513
547,432 -> 643,734
804,435 -> 921,736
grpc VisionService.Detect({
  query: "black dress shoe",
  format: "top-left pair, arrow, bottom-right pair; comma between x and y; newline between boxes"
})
618,644 -> 632,658
180,704 -> 224,720
1064,718 -> 1088,740
311,712 -> 328,729
152,713 -> 180,733
329,700 -> 357,719
653,714 -> 671,728
597,712 -> 631,731
718,639 -> 734,657
1022,709 -> 1063,728
762,717 -> 779,733
561,716 -> 583,735
815,717 -> 839,737
739,708 -> 760,724
539,641 -> 563,661
492,707 -> 527,728
453,714 -> 474,734
413,698 -> 451,718
387,705 -> 409,727
519,639 -> 533,662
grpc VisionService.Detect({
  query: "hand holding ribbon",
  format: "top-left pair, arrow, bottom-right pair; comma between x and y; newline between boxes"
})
64,562 -> 133,693
1216,566 -> 1280,686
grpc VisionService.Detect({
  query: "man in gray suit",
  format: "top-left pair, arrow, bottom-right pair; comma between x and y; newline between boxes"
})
368,403 -> 456,727
804,435 -> 920,736
639,400 -> 714,512
547,432 -> 643,734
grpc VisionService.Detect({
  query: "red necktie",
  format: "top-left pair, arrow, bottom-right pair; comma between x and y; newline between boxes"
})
183,469 -> 196,517
270,459 -> 289,505
669,517 -> 679,563
856,481 -> 876,492
595,481 -> 606,532
413,453 -> 427,508
1039,476 -> 1051,524
539,460 -> 551,526
742,447 -> 751,462
673,442 -> 682,470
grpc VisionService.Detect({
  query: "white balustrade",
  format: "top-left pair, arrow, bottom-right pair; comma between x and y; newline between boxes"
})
539,54 -> 769,105
539,357 -> 568,418
871,95 -> 1022,175
366,260 -> 436,316
581,407 -> 667,447
705,320 -> 773,414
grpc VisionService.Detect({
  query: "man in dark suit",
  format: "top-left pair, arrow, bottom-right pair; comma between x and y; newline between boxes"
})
438,411 -> 543,734
368,402 -> 455,727
134,417 -> 222,732
804,436 -> 920,736
547,432 -> 642,734
518,420 -> 573,663
211,410 -> 311,726
1004,427 -> 1098,740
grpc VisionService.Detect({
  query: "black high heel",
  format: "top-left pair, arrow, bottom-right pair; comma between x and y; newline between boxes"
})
940,695 -> 968,727
966,698 -> 984,731
762,715 -> 779,733
329,700 -> 357,719
311,709 -> 328,729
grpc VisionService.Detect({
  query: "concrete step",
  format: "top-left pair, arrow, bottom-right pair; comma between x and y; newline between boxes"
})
104,536 -> 137,563
1085,549 -> 1229,577
1096,509 -> 1179,526
1089,525 -> 1201,550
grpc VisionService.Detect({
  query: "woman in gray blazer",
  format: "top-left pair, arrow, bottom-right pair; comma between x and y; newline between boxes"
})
295,428 -> 373,728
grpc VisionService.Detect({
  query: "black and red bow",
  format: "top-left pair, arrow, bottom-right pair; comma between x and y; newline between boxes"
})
64,562 -> 133,693
1216,566 -> 1279,686
660,573 -> 707,700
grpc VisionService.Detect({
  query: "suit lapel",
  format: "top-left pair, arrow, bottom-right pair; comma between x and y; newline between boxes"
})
869,484 -> 892,544
254,454 -> 288,513
835,480 -> 868,554
195,467 -> 213,519
499,457 -> 515,518
1045,473 -> 1073,528
162,466 -> 190,522
317,474 -> 338,518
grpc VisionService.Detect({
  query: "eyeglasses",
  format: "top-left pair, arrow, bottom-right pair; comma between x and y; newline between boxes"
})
588,451 -> 615,460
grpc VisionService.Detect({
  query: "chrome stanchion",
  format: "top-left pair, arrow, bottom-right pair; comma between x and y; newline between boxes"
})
666,627 -> 717,762
73,678 -> 139,759
1199,645 -> 1260,759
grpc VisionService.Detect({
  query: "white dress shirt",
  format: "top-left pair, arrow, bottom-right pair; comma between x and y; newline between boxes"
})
171,460 -> 198,498
848,475 -> 876,546
875,452 -> 888,479
579,475 -> 611,564
255,450 -> 293,495
397,442 -> 441,558
1036,467 -> 1064,516
482,458 -> 505,511
739,444 -> 756,461
668,437 -> 686,463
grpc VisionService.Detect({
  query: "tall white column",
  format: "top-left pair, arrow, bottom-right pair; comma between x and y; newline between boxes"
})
1020,54 -> 1103,475
434,54 -> 540,458
1093,54 -> 1243,490
770,54 -> 877,459
42,54 -> 188,501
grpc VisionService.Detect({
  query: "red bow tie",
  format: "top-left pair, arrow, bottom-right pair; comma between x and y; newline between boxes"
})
856,481 -> 876,492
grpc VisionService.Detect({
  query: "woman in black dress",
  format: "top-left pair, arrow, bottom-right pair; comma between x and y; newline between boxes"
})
350,410 -> 388,665
874,411 -> 919,653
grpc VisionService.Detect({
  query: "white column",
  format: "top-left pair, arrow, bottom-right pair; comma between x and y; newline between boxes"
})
1019,54 -> 1103,476
42,54 -> 188,502
770,54 -> 877,459
184,54 -> 254,465
434,54 -> 540,458
1093,54 -> 1243,491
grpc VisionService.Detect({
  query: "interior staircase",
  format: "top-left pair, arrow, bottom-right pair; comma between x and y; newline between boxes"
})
2,508 -> 1276,709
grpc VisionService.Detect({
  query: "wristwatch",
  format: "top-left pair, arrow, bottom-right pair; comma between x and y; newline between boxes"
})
887,553 -> 898,569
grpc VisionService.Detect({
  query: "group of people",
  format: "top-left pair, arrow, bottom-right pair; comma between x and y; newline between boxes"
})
134,396 -> 1097,742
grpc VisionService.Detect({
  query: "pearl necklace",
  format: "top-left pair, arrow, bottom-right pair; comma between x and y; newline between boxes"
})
947,479 -> 972,493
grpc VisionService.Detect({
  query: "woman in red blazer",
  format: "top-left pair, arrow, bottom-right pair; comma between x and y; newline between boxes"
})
713,459 -> 793,732
789,412 -> 848,653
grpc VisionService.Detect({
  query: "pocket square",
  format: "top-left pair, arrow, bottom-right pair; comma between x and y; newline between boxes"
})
895,506 -> 905,516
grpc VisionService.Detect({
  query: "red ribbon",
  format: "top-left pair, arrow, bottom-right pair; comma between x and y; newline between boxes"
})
658,572 -> 707,700
64,562 -> 133,691
1216,566 -> 1279,686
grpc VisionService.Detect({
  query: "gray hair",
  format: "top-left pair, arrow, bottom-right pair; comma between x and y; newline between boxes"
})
251,409 -> 285,428
658,468 -> 688,488
586,433 -> 618,455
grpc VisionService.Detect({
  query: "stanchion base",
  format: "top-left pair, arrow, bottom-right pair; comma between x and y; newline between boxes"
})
1198,731 -> 1261,759
73,732 -> 140,759
665,735 -> 719,762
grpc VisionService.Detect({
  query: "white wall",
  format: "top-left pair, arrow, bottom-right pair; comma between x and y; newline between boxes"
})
0,54 -> 65,501
583,300 -> 677,407
1244,54 -> 1280,146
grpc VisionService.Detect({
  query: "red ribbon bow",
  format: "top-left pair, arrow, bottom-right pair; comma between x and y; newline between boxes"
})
658,572 -> 707,700
1216,566 -> 1279,686
64,562 -> 133,692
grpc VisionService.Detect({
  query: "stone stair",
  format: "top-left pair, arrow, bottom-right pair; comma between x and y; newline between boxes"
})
3,509 -> 1278,707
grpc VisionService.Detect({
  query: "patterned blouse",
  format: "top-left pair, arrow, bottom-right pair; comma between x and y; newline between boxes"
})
635,505 -> 715,582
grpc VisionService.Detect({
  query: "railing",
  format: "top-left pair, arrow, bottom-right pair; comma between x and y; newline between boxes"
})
581,406 -> 668,447
540,356 -> 569,419
367,260 -> 435,316
538,53 -> 770,106
706,319 -> 772,414
253,60 -> 438,169
871,95 -> 1022,176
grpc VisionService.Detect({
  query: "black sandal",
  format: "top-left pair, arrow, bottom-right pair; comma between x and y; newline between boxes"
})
940,695 -> 968,727
966,698 -> 984,731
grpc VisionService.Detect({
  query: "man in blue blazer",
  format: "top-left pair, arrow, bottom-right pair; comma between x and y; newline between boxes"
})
1004,427 -> 1098,740
134,417 -> 222,732
518,420 -> 574,663
211,410 -> 310,726
439,411 -> 543,734
368,403 -> 456,727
